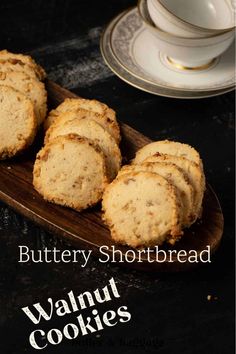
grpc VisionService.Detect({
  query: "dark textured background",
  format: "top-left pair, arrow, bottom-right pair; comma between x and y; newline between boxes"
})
0,1 -> 235,353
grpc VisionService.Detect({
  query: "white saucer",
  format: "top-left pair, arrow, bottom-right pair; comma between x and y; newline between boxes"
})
110,8 -> 235,92
100,8 -> 235,98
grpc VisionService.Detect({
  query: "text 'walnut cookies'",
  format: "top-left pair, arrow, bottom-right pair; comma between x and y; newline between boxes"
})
102,140 -> 206,248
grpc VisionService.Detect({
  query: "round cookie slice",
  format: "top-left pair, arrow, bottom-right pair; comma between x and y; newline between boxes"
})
0,50 -> 46,81
0,85 -> 37,159
133,140 -> 202,167
0,60 -> 38,80
0,70 -> 47,126
44,98 -> 118,132
118,162 -> 194,227
102,171 -> 182,248
33,134 -> 108,211
45,117 -> 121,181
144,154 -> 205,223
46,109 -> 120,143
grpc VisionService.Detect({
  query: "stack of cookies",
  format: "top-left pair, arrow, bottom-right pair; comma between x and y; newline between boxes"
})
33,98 -> 121,211
102,140 -> 205,248
0,50 -> 47,159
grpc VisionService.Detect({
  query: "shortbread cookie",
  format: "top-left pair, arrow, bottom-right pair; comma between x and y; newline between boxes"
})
46,109 -> 120,143
144,154 -> 205,222
118,162 -> 194,227
0,85 -> 37,159
133,140 -> 202,167
33,134 -> 108,211
0,60 -> 38,80
102,171 -> 182,247
45,117 -> 121,181
0,50 -> 46,81
0,70 -> 47,125
44,98 -> 117,131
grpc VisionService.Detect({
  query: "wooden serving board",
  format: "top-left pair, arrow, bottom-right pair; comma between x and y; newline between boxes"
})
0,80 -> 224,272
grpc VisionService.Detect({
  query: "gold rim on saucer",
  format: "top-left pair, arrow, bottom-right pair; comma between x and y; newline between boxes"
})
100,9 -> 235,99
108,7 -> 235,92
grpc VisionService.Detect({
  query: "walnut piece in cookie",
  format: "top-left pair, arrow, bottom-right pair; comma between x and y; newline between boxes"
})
102,171 -> 182,248
0,85 -> 37,159
33,134 -> 108,211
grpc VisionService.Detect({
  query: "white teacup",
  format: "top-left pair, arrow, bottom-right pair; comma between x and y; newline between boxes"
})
139,0 -> 235,68
147,0 -> 235,38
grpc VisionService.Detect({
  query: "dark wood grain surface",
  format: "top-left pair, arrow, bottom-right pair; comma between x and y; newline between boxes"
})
0,1 -> 234,354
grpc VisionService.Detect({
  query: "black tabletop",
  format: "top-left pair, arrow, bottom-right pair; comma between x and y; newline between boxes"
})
0,1 -> 235,354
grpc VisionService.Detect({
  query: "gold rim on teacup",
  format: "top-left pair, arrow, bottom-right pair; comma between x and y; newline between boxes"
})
100,8 -> 235,98
155,0 -> 235,33
138,0 -> 235,40
138,0 -> 235,70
